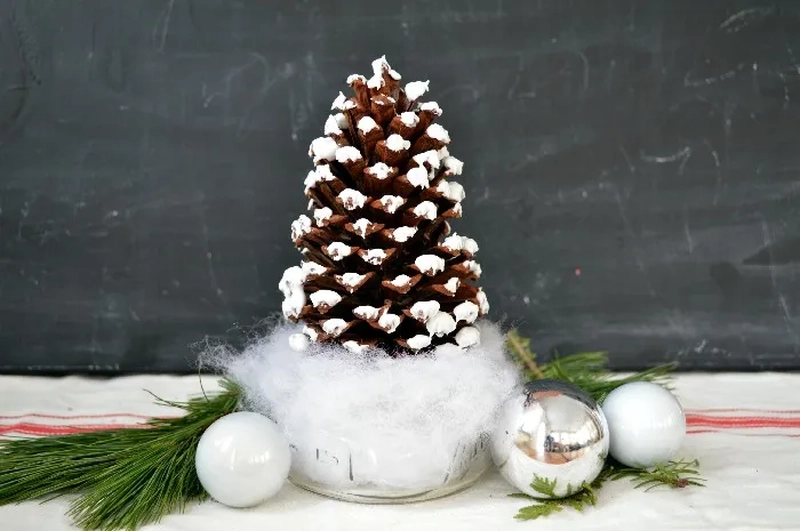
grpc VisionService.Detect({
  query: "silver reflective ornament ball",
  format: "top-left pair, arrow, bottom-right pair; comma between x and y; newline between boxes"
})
491,379 -> 609,498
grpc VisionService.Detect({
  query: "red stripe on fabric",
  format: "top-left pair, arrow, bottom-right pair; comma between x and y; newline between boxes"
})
0,413 -> 169,420
2,409 -> 797,422
685,408 -> 800,414
687,428 -> 800,438
688,414 -> 800,422
4,410 -> 800,438
686,416 -> 800,428
3,423 -> 799,438
0,423 -> 147,436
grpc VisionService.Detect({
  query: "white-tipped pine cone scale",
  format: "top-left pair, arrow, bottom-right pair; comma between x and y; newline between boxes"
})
282,55 -> 489,353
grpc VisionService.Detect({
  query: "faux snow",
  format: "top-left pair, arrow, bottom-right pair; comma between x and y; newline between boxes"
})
310,137 -> 338,163
377,312 -> 401,333
322,318 -> 348,336
406,167 -> 429,188
326,242 -> 353,260
351,218 -> 372,238
291,215 -> 312,241
441,233 -> 464,251
338,189 -> 368,210
454,301 -> 479,324
361,249 -> 387,265
342,340 -> 368,354
420,101 -> 442,115
310,290 -> 342,309
404,80 -> 430,101
413,150 -> 440,171
333,113 -> 349,129
390,274 -> 412,287
476,290 -> 490,313
415,254 -> 445,275
324,115 -> 342,136
301,261 -> 327,276
456,326 -> 481,347
208,321 -> 519,490
443,277 -> 460,293
391,226 -> 417,243
409,300 -> 440,322
462,237 -> 479,254
406,334 -> 431,349
336,146 -> 362,163
413,201 -> 437,220
445,181 -> 465,202
304,171 -> 319,192
331,92 -> 347,110
379,195 -> 404,214
367,55 -> 402,89
353,305 -> 380,320
385,134 -> 411,152
426,311 -> 457,336
313,207 -> 333,225
443,156 -> 464,175
465,260 -> 482,277
368,162 -> 392,180
339,272 -> 366,288
400,111 -> 419,127
357,116 -> 379,133
426,124 -> 450,143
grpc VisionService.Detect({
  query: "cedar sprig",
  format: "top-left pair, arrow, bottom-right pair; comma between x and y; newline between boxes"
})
0,379 -> 241,531
511,460 -> 704,520
511,470 -> 611,520
605,458 -> 706,491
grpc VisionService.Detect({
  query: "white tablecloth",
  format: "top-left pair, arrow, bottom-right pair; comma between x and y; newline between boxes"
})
1,373 -> 799,531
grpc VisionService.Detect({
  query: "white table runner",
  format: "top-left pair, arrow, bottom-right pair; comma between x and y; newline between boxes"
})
1,373 -> 799,530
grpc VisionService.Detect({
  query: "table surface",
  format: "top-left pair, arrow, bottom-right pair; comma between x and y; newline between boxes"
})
1,373 -> 799,531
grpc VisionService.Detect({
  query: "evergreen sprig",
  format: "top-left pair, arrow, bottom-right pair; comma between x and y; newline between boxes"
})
506,329 -> 674,402
511,470 -> 610,520
605,458 -> 706,491
505,329 -> 705,521
0,379 -> 241,530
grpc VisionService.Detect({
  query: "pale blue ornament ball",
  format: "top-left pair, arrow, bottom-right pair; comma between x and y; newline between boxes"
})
601,382 -> 685,468
195,411 -> 291,508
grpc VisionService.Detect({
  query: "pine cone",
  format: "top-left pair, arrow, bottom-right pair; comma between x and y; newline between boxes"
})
280,56 -> 490,354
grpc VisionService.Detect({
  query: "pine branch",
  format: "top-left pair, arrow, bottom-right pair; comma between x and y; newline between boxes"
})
0,379 -> 240,531
505,328 -> 674,403
506,330 -> 544,379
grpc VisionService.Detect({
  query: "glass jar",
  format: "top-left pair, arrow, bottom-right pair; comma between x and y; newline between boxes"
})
288,432 -> 491,503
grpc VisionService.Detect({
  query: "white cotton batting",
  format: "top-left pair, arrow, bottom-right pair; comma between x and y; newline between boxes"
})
211,320 -> 519,490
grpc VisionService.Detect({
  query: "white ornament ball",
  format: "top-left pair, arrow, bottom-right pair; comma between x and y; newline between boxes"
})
195,411 -> 291,507
601,382 -> 686,468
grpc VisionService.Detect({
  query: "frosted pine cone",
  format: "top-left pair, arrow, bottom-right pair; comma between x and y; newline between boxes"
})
280,56 -> 490,354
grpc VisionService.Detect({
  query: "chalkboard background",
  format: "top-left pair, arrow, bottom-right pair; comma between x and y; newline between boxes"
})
1,0 -> 799,373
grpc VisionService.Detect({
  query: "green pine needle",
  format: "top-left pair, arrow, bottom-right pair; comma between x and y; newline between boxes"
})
506,329 -> 674,403
0,379 -> 240,531
505,329 -> 705,521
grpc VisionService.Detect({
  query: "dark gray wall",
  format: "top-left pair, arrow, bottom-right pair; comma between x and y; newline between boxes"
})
1,0 -> 799,373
